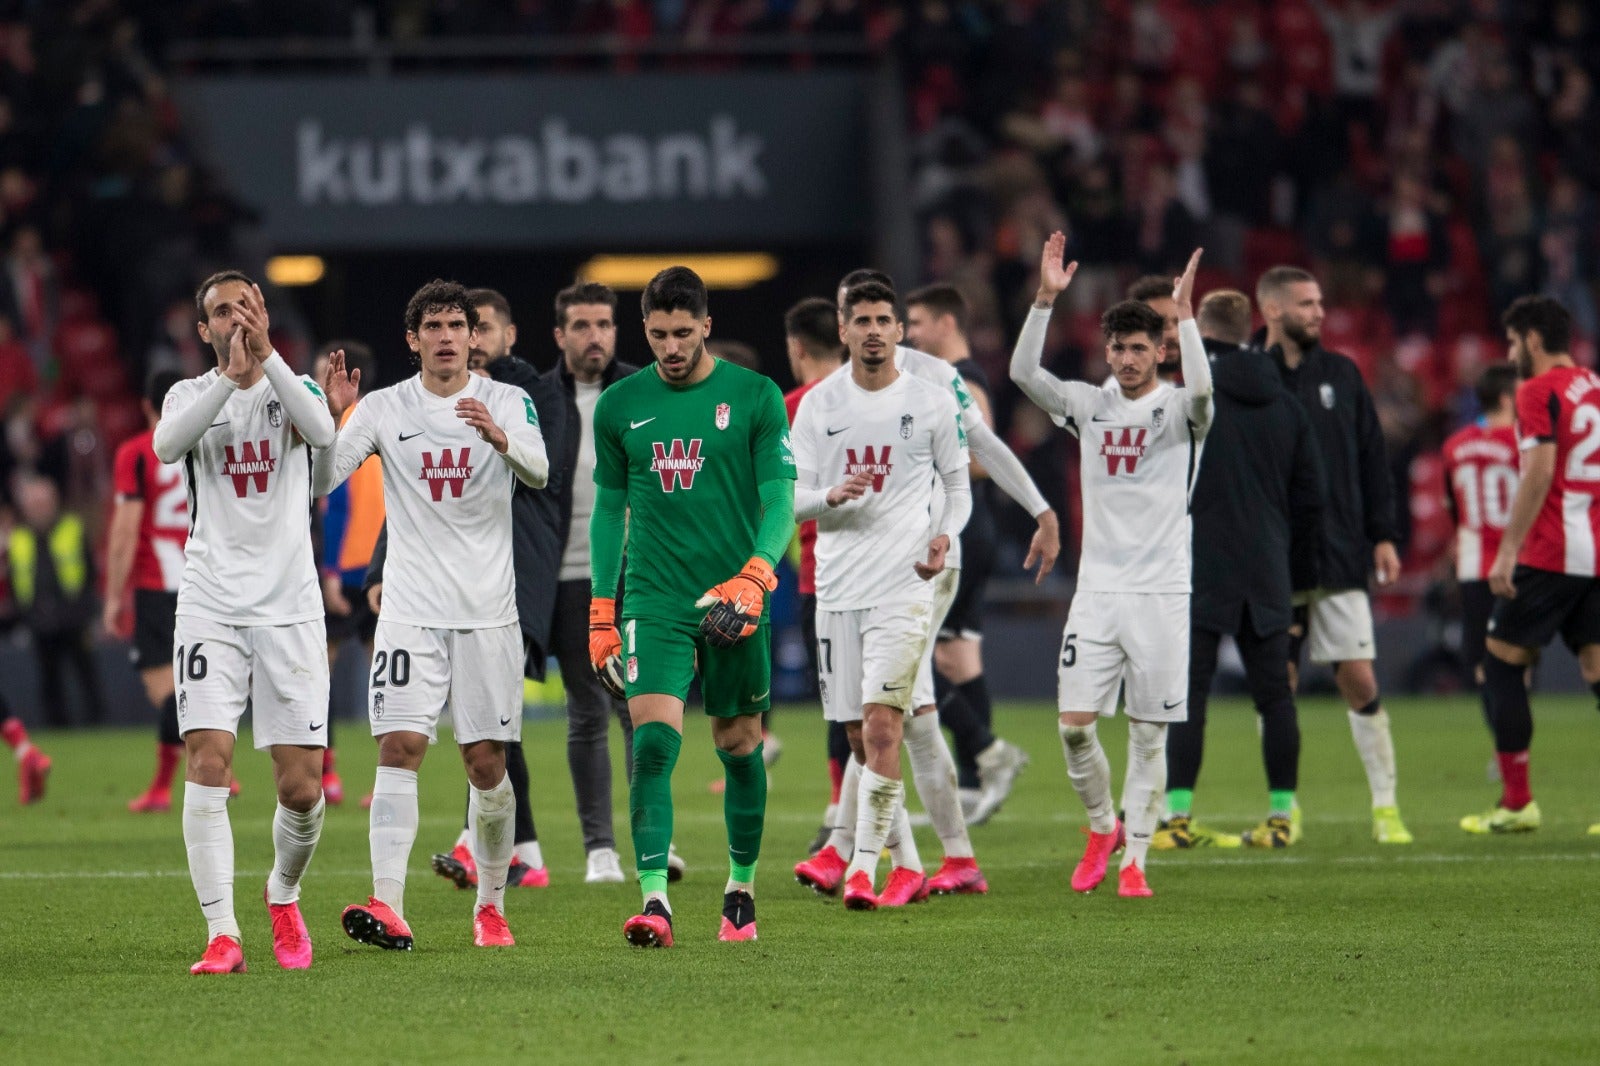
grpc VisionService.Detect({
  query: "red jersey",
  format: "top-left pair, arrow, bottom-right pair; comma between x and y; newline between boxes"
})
785,378 -> 823,595
112,429 -> 189,591
1441,422 -> 1518,581
1516,365 -> 1600,575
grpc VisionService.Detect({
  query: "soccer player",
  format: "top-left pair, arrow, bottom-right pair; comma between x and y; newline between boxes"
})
781,297 -> 852,855
152,272 -> 337,973
320,280 -> 547,951
1442,365 -> 1519,697
587,266 -> 795,946
792,279 -> 971,908
1126,274 -> 1183,382
1258,266 -> 1411,844
1468,297 -> 1600,834
1011,235 -> 1212,898
106,370 -> 189,812
905,284 -> 1031,825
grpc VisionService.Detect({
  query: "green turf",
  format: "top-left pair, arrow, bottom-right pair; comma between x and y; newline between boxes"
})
3,696 -> 1599,1064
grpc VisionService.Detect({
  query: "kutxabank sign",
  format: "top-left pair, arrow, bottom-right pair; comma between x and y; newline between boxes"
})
176,73 -> 868,249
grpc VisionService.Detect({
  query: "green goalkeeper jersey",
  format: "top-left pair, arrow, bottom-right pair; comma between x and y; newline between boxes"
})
594,358 -> 795,623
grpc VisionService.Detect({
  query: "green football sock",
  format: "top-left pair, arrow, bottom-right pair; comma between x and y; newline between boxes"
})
1167,788 -> 1194,818
718,743 -> 766,885
630,722 -> 681,904
1269,790 -> 1295,818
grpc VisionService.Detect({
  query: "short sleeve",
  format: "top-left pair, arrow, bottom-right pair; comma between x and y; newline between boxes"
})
592,387 -> 627,490
113,441 -> 141,499
1516,378 -> 1556,449
752,379 -> 797,483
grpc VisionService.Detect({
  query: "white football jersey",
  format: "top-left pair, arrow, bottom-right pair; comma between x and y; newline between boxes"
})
164,369 -> 323,625
793,369 -> 967,610
319,373 -> 545,629
1045,378 -> 1208,593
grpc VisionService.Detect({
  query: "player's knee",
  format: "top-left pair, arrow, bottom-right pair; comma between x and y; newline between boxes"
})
186,746 -> 230,786
279,776 -> 323,812
1337,664 -> 1379,709
1127,719 -> 1166,761
1059,721 -> 1097,751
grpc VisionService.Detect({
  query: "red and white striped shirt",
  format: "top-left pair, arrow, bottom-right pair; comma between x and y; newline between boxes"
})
1516,365 -> 1600,575
1442,422 -> 1518,582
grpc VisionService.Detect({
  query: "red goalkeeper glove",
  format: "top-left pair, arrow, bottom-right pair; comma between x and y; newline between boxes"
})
588,597 -> 625,700
695,558 -> 778,649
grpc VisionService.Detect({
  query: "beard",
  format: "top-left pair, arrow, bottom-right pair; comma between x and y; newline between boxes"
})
1284,319 -> 1320,350
1515,350 -> 1534,379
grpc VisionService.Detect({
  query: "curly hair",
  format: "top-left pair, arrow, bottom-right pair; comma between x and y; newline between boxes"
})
404,279 -> 479,336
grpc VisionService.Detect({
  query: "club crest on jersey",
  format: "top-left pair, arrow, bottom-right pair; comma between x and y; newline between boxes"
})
651,439 -> 704,491
221,440 -> 276,497
419,447 -> 473,501
900,414 -> 914,439
715,403 -> 731,430
1151,408 -> 1165,431
372,691 -> 384,719
1100,427 -> 1148,475
845,445 -> 893,491
177,691 -> 187,717
1320,383 -> 1336,409
267,399 -> 282,428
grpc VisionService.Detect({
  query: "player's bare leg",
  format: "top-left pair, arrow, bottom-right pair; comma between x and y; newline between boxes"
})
1059,710 -> 1121,893
264,744 -> 324,968
184,728 -> 244,972
624,693 -> 683,947
1335,659 -> 1411,843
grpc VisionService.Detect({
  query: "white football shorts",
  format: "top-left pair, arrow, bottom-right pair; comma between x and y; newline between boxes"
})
172,615 -> 329,749
815,598 -> 934,721
1057,590 -> 1190,722
368,620 -> 523,744
1302,588 -> 1376,664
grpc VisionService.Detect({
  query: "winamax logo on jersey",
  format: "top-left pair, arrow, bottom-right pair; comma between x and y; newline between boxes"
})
651,439 -> 704,492
420,448 -> 473,501
844,445 -> 893,491
221,441 -> 276,497
1100,428 -> 1148,475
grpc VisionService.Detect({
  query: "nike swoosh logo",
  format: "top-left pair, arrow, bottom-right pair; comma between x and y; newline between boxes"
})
882,683 -> 906,691
209,421 -> 229,428
398,431 -> 425,441
308,722 -> 323,732
499,715 -> 512,726
1090,415 -> 1115,422
493,882 -> 506,891
641,852 -> 665,862
826,426 -> 849,436
1163,700 -> 1184,709
751,690 -> 769,702
200,898 -> 224,908
630,418 -> 657,429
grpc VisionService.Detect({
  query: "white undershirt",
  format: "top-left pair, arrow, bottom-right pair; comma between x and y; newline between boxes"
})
560,379 -> 603,581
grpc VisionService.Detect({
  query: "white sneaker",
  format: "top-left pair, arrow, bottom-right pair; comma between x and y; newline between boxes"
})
666,843 -> 687,883
761,732 -> 783,769
585,847 -> 625,884
968,739 -> 1031,825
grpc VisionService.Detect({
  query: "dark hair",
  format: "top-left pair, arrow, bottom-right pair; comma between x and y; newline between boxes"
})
1125,275 -> 1172,303
707,339 -> 760,372
905,284 -> 968,332
145,369 -> 183,410
1197,290 -> 1253,344
640,266 -> 708,319
554,281 -> 618,328
1503,295 -> 1573,355
194,269 -> 255,321
466,287 -> 513,325
1256,265 -> 1317,305
1100,299 -> 1165,342
1475,363 -> 1519,412
842,281 -> 900,320
837,268 -> 893,306
404,279 -> 479,335
785,297 -> 843,359
316,338 -> 375,393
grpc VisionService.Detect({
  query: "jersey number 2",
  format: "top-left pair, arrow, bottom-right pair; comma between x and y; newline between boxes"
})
371,649 -> 411,688
1569,406 -> 1600,482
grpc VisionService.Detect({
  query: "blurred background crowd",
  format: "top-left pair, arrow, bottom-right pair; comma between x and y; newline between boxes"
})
0,0 -> 1594,713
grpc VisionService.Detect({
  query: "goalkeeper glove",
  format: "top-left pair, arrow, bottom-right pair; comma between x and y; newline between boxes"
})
695,557 -> 778,649
588,597 -> 626,700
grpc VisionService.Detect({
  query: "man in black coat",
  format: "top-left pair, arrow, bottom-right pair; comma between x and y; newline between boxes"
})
1154,290 -> 1324,850
1258,265 -> 1412,845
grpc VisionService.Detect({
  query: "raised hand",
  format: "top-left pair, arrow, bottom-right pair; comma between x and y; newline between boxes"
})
1173,247 -> 1204,318
235,283 -> 274,363
457,396 -> 507,452
322,348 -> 360,418
223,325 -> 252,384
826,471 -> 873,507
1035,230 -> 1079,306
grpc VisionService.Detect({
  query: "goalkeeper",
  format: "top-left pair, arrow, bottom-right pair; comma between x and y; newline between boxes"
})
588,266 -> 796,948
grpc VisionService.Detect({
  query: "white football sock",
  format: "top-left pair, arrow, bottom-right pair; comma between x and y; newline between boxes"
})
470,772 -> 516,911
845,766 -> 903,882
183,781 -> 239,942
1348,708 -> 1398,808
266,796 -> 325,905
885,799 -> 922,872
820,801 -> 838,832
454,826 -> 472,849
370,766 -> 419,917
825,755 -> 862,857
1121,720 -> 1167,871
513,841 -> 543,869
903,712 -> 974,859
1060,721 -> 1116,834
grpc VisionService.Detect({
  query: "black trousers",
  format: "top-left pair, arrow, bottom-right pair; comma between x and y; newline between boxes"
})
33,628 -> 106,727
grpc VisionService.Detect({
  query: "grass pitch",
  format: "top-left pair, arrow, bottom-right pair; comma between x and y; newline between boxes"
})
3,695 -> 1599,1065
